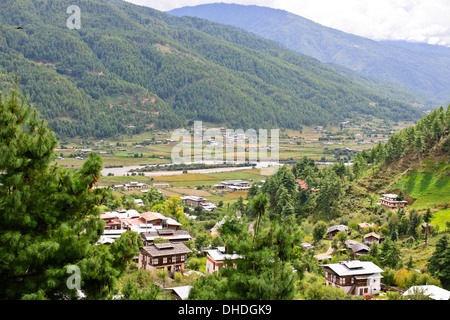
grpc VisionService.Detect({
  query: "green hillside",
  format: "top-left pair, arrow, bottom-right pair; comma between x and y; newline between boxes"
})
0,0 -> 422,139
351,106 -> 450,230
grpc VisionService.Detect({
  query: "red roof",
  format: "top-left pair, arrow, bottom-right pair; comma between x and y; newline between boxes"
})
140,211 -> 166,222
100,213 -> 117,220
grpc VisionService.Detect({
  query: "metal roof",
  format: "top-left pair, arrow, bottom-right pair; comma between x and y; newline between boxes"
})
320,260 -> 384,276
165,286 -> 193,300
403,285 -> 450,300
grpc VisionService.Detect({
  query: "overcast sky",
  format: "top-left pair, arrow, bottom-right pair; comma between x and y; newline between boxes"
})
124,0 -> 450,46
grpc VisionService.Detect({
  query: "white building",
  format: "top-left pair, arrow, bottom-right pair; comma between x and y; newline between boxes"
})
214,180 -> 250,191
320,260 -> 384,296
205,247 -> 242,274
403,285 -> 450,300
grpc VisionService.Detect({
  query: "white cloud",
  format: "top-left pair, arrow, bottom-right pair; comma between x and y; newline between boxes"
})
124,0 -> 450,46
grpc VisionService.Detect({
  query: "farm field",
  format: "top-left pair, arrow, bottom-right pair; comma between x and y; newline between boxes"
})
57,120 -> 415,210
100,168 -> 265,207
56,120 -> 410,170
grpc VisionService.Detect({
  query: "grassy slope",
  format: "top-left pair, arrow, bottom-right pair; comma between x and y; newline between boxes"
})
352,148 -> 450,231
391,159 -> 450,230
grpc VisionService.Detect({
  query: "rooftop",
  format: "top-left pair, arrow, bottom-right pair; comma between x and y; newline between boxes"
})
141,229 -> 191,242
320,260 -> 384,276
206,248 -> 243,262
141,242 -> 192,257
220,180 -> 248,185
403,285 -> 450,300
327,225 -> 350,233
164,285 -> 193,300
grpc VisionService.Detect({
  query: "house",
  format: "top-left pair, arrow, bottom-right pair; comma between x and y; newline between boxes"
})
123,181 -> 148,191
181,196 -> 207,207
205,247 -> 243,274
97,229 -> 128,245
364,232 -> 384,246
181,196 -> 217,212
345,240 -> 370,258
113,182 -> 148,191
200,202 -> 217,212
320,260 -> 384,296
140,229 -> 192,246
379,193 -> 407,209
214,180 -> 250,191
358,222 -> 375,233
164,285 -> 193,300
134,199 -> 144,207
120,211 -> 182,233
326,225 -> 351,238
153,183 -> 170,188
139,211 -> 182,230
98,210 -> 143,244
113,209 -> 140,219
138,242 -> 192,277
403,285 -> 450,300
100,213 -> 122,230
296,179 -> 316,192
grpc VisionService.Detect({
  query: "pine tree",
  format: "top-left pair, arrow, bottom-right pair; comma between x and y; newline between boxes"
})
190,209 -> 299,300
0,88 -> 140,299
427,235 -> 450,290
423,208 -> 432,245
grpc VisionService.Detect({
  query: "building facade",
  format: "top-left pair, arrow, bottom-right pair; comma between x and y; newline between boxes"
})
320,260 -> 384,296
138,242 -> 192,277
379,194 -> 407,209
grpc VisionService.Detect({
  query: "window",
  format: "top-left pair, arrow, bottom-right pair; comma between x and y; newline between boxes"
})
163,257 -> 167,264
152,258 -> 159,265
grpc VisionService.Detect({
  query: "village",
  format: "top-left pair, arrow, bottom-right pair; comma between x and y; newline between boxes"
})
52,117 -> 449,301
95,169 -> 449,300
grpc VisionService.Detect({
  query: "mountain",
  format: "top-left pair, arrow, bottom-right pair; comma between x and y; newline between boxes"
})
0,0 -> 422,139
169,3 -> 450,108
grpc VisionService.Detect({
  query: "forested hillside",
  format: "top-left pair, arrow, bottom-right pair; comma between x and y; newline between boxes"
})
169,3 -> 450,108
350,105 -> 450,217
0,0 -> 422,139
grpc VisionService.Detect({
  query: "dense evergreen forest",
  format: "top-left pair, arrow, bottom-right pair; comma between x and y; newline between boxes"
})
352,105 -> 450,178
170,3 -> 450,107
0,0 -> 423,139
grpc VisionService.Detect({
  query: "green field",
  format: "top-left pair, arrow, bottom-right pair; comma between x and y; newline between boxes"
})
431,209 -> 450,231
56,121 -> 407,170
392,167 -> 450,210
60,121 -> 416,209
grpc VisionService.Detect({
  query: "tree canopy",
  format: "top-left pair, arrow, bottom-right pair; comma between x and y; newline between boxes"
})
0,88 -> 141,299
